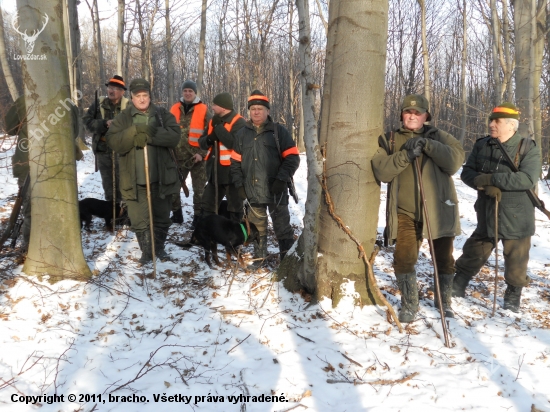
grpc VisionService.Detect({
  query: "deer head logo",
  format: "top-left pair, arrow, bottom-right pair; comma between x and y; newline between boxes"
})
12,12 -> 49,54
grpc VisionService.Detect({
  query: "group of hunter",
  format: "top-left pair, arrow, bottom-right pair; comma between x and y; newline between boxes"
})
5,74 -> 541,317
83,76 -> 299,268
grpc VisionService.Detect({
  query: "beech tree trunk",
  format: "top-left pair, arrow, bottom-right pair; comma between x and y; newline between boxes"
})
117,0 -> 125,76
197,0 -> 207,95
459,0 -> 467,145
418,0 -> 430,104
315,0 -> 388,306
16,0 -> 92,281
515,0 -> 535,138
165,0 -> 174,104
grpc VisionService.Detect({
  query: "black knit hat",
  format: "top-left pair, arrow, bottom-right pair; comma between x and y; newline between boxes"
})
213,92 -> 234,111
129,78 -> 150,94
105,75 -> 127,90
182,80 -> 197,93
247,90 -> 270,110
489,102 -> 520,120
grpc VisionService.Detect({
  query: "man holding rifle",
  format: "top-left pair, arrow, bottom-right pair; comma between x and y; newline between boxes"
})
372,94 -> 464,323
453,103 -> 542,313
83,75 -> 128,204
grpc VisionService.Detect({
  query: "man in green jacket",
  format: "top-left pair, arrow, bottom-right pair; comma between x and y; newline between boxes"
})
452,103 -> 541,313
199,92 -> 246,221
106,79 -> 180,264
372,94 -> 464,322
83,75 -> 129,203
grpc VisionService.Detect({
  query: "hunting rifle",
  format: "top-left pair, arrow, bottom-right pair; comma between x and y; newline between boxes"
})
0,174 -> 30,252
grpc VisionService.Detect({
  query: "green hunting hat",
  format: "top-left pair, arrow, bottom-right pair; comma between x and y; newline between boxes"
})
129,78 -> 150,94
213,92 -> 234,111
401,94 -> 431,121
489,102 -> 520,120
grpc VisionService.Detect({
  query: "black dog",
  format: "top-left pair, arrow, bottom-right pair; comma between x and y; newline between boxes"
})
217,199 -> 230,220
79,198 -> 126,231
178,214 -> 259,268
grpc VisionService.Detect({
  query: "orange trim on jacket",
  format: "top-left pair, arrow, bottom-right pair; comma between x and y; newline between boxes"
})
282,146 -> 299,158
205,114 -> 243,165
169,102 -> 208,147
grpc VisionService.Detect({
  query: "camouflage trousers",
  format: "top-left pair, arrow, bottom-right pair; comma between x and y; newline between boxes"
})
96,150 -> 121,203
247,202 -> 294,242
171,149 -> 206,215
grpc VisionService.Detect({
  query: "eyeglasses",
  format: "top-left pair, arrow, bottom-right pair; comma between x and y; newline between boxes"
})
107,86 -> 123,91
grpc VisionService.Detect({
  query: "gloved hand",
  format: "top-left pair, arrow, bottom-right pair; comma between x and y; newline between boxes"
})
473,173 -> 493,188
403,136 -> 426,151
135,124 -> 157,137
405,146 -> 422,162
270,179 -> 287,195
134,133 -> 148,149
238,186 -> 247,201
484,185 -> 502,202
211,115 -> 223,127
206,133 -> 217,146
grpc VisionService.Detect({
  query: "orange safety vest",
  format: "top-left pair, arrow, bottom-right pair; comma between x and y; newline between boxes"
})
204,114 -> 243,166
169,102 -> 208,147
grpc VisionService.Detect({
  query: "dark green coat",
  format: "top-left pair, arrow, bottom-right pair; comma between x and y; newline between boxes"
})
461,133 -> 541,240
372,125 -> 464,245
83,96 -> 129,153
230,118 -> 300,205
105,104 -> 180,201
198,111 -> 246,185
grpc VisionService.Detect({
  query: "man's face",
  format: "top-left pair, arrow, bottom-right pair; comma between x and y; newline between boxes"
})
132,91 -> 151,112
211,103 -> 226,116
182,88 -> 196,104
489,118 -> 514,141
402,109 -> 428,131
107,85 -> 125,104
249,105 -> 269,126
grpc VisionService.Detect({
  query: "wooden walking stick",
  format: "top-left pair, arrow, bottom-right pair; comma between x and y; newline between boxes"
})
143,145 -> 157,278
414,158 -> 451,348
214,139 -> 219,215
112,151 -> 116,234
492,199 -> 499,317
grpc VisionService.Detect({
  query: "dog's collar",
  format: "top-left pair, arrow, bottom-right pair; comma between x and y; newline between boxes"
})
240,223 -> 248,242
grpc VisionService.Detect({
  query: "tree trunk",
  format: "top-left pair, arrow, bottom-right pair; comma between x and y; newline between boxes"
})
197,0 -> 207,95
279,0 -> 323,294
288,0 -> 295,141
165,0 -> 174,104
418,0 -> 430,104
16,0 -> 92,282
93,0 -> 105,88
117,0 -> 125,76
0,9 -> 20,101
502,0 -> 513,100
514,0 -> 535,138
459,0 -> 467,145
490,0 -> 503,104
533,0 -> 546,153
315,0 -> 388,306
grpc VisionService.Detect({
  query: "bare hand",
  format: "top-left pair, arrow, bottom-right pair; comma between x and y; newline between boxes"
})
106,119 -> 113,128
193,153 -> 203,163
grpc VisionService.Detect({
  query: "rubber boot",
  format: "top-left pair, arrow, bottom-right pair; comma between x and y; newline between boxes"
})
503,283 -> 523,313
250,235 -> 268,269
170,208 -> 184,224
154,227 -> 172,262
136,231 -> 153,265
395,272 -> 419,323
278,238 -> 295,260
452,271 -> 474,298
434,274 -> 454,318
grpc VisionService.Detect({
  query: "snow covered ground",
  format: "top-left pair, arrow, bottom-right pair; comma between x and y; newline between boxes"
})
1,138 -> 549,412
